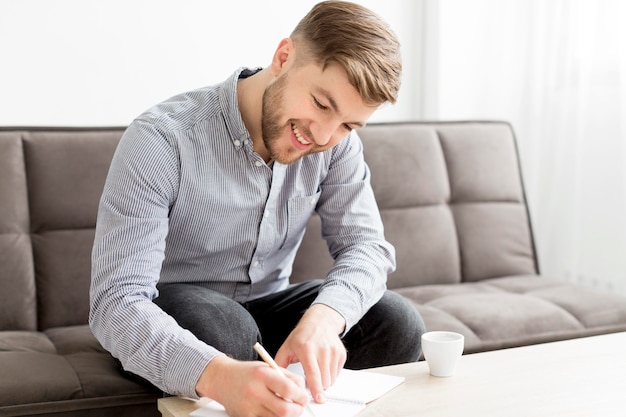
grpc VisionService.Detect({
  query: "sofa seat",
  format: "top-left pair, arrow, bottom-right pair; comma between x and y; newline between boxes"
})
396,275 -> 626,353
0,326 -> 160,417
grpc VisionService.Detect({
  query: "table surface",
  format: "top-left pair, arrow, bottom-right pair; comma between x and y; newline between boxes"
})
159,332 -> 626,417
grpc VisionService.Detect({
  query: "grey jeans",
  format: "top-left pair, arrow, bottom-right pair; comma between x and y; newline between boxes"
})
154,280 -> 425,369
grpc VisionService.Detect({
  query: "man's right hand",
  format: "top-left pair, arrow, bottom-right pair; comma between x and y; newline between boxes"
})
195,355 -> 310,417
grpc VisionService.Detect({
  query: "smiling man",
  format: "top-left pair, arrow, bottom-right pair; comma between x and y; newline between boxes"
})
244,44 -> 375,165
90,2 -> 424,417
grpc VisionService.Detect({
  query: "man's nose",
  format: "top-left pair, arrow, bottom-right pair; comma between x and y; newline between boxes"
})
314,121 -> 342,147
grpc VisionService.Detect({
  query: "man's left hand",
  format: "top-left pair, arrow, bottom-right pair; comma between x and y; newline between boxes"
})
274,303 -> 347,404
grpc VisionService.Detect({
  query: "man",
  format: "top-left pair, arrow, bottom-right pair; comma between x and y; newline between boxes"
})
90,2 -> 425,416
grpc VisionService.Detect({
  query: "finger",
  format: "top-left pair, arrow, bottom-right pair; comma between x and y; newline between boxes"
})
259,392 -> 305,417
300,349 -> 325,403
282,384 -> 310,408
317,349 -> 332,391
331,344 -> 347,384
274,344 -> 296,369
263,366 -> 309,407
285,368 -> 307,390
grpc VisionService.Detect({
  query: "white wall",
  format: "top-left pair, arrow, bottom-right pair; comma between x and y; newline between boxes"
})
0,0 -> 419,126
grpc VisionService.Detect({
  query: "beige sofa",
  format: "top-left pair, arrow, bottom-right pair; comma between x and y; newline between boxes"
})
1,122 -> 625,416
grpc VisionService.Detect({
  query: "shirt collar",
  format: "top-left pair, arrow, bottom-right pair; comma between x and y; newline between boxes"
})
219,67 -> 262,149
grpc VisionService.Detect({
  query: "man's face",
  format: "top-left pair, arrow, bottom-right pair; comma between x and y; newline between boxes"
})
261,61 -> 378,165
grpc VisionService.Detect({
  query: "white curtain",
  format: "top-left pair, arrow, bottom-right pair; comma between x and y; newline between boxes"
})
419,0 -> 626,295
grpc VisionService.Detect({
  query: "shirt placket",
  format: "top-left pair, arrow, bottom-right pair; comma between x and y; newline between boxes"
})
248,161 -> 286,284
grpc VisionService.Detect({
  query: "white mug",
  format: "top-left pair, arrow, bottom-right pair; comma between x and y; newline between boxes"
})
421,331 -> 464,377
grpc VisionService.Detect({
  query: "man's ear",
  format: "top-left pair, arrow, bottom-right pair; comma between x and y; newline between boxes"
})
269,38 -> 295,77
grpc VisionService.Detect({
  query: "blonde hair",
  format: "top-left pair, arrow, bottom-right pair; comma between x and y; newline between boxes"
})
291,1 -> 402,105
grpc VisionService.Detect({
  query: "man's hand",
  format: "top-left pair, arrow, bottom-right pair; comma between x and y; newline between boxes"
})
274,304 -> 347,404
195,355 -> 309,417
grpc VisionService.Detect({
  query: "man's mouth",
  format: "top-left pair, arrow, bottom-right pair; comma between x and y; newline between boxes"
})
291,122 -> 311,146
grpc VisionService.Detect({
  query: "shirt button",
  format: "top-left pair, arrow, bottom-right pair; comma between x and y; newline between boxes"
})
254,161 -> 263,167
252,261 -> 259,267
234,140 -> 241,147
264,210 -> 269,217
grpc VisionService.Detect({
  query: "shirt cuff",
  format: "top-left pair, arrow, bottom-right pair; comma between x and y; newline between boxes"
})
312,287 -> 363,336
164,341 -> 222,398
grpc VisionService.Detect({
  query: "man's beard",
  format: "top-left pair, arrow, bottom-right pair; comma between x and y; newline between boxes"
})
261,73 -> 311,165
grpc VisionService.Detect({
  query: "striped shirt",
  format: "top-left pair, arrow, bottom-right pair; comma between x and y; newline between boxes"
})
89,68 -> 395,397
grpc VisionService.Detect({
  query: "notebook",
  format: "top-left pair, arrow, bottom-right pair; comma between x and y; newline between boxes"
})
189,362 -> 404,417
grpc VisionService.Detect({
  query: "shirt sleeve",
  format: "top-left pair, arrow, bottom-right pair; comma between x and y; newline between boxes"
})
312,130 -> 396,333
89,120 -> 220,397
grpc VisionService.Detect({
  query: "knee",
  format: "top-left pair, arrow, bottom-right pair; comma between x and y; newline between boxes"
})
381,291 -> 425,335
377,291 -> 426,358
344,291 -> 425,368
154,284 -> 260,360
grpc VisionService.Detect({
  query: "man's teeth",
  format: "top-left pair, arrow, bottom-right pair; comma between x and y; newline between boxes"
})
291,123 -> 310,145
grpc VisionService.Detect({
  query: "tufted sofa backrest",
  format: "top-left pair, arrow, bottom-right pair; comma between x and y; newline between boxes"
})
0,128 -> 123,331
0,122 -> 538,331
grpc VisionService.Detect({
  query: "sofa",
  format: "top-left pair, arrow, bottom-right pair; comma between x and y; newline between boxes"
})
1,122 -> 625,417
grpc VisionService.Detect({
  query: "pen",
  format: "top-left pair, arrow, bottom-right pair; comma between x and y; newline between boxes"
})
253,342 -> 316,417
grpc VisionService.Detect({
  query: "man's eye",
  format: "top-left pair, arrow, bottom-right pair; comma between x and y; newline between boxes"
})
313,97 -> 328,110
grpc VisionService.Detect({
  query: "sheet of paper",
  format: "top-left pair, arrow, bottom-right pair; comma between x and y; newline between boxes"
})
304,397 -> 365,417
190,363 -> 404,417
287,362 -> 405,404
190,399 -> 365,417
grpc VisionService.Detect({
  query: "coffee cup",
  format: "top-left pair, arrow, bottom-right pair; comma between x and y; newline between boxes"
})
421,331 -> 464,377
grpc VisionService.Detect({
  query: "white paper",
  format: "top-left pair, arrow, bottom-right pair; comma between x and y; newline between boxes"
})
288,363 -> 405,404
304,397 -> 365,417
190,363 -> 404,417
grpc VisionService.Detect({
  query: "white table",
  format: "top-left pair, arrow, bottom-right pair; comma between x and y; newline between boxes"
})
159,332 -> 626,417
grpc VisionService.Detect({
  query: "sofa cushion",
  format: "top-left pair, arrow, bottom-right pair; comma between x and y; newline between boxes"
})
0,331 -> 56,353
0,352 -> 82,406
397,275 -> 626,353
0,132 -> 36,331
438,123 -> 524,202
361,124 -> 461,287
0,325 -> 160,409
452,203 -> 535,281
21,130 -> 121,331
485,276 -> 626,328
45,326 -> 109,354
23,131 -> 120,232
381,206 -> 460,287
363,125 -> 450,208
425,293 -> 582,340
32,229 -> 97,329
